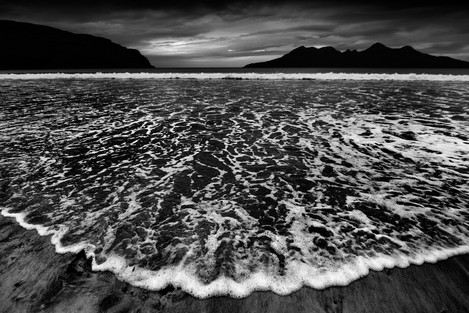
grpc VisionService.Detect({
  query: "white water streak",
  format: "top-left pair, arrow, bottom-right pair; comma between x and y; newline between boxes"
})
1,72 -> 469,81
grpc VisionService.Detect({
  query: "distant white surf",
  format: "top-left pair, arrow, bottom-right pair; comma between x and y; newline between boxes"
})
1,72 -> 469,81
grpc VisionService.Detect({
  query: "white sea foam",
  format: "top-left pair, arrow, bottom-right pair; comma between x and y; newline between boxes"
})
1,207 -> 94,254
1,72 -> 469,81
2,205 -> 469,298
1,78 -> 469,299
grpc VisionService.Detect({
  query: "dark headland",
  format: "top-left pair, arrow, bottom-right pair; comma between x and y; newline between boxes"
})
0,20 -> 154,70
244,43 -> 469,68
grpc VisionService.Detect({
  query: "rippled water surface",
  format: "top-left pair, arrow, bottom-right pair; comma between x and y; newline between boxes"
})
1,77 -> 469,297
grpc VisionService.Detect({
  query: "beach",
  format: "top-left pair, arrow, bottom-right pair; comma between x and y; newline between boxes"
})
1,215 -> 468,313
2,0 -> 469,311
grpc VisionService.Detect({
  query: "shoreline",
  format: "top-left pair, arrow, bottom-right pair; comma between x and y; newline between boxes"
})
2,72 -> 469,81
1,215 -> 468,313
3,206 -> 469,300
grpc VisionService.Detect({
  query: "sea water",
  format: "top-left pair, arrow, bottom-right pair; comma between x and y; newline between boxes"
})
0,72 -> 468,298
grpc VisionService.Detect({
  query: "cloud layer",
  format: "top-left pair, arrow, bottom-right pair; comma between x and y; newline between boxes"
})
1,1 -> 468,67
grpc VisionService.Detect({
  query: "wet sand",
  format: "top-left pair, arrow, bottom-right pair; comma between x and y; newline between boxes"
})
1,215 -> 468,313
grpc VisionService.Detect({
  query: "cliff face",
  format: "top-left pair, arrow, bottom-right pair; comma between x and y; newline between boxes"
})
0,20 -> 154,70
245,43 -> 469,68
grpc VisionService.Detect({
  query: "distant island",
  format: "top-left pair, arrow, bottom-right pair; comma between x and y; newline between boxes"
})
0,20 -> 154,70
244,43 -> 469,68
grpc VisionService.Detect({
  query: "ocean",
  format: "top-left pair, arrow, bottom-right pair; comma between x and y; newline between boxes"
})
0,70 -> 468,298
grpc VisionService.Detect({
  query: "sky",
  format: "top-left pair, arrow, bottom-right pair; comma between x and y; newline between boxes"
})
1,0 -> 469,67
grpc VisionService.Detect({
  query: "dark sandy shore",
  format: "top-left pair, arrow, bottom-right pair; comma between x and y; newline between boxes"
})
1,215 -> 468,313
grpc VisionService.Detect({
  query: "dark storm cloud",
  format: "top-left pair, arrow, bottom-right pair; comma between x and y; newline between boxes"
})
1,0 -> 468,66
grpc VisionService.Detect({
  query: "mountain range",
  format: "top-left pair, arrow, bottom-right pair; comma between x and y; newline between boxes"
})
244,43 -> 469,68
2,20 -> 468,70
0,20 -> 153,70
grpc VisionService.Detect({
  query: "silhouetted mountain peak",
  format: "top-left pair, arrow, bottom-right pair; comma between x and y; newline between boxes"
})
401,45 -> 418,53
318,46 -> 339,52
365,42 -> 389,52
286,46 -> 307,54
